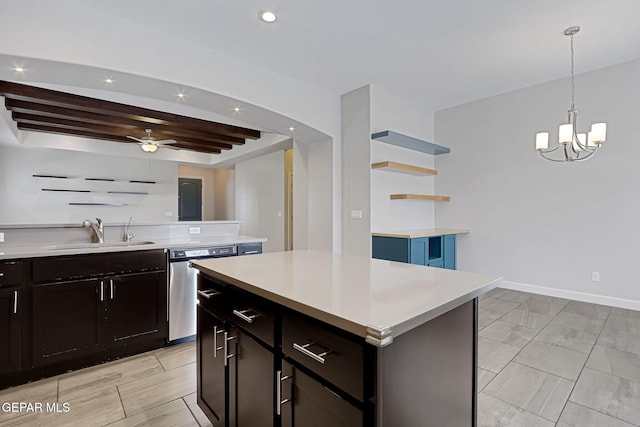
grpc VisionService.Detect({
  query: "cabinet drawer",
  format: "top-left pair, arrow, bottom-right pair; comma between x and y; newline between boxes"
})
0,261 -> 23,287
228,288 -> 275,348
282,311 -> 364,401
33,250 -> 166,283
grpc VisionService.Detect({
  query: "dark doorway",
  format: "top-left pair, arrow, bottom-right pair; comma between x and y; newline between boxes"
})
178,178 -> 202,221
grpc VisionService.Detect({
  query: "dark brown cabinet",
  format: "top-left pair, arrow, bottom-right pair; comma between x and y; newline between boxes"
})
32,278 -> 103,366
0,287 -> 22,375
232,324 -> 274,427
32,270 -> 167,367
0,261 -> 24,376
30,250 -> 167,371
106,271 -> 166,345
198,306 -> 227,427
197,306 -> 274,427
280,360 -> 363,427
197,276 -> 364,427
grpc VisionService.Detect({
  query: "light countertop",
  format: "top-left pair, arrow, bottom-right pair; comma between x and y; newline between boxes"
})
371,228 -> 470,238
191,250 -> 500,347
0,235 -> 266,260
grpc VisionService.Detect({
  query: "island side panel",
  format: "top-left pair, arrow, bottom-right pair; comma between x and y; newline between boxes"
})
377,299 -> 477,427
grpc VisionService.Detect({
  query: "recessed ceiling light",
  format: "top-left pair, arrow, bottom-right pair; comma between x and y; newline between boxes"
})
289,126 -> 295,132
234,106 -> 241,112
104,78 -> 114,84
259,10 -> 277,23
176,91 -> 186,101
13,66 -> 25,73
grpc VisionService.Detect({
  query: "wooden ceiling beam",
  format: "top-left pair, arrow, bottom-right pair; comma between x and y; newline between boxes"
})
12,112 -> 233,150
6,99 -> 246,145
0,80 -> 261,139
17,123 -> 222,154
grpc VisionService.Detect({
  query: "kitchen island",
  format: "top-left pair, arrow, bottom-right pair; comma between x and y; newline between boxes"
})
192,250 -> 500,427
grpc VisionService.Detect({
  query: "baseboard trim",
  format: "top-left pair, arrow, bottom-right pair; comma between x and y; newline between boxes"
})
501,280 -> 640,311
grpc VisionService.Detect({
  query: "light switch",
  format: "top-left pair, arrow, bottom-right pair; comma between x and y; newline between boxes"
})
165,211 -> 173,217
0,232 -> 4,243
189,227 -> 201,235
350,210 -> 363,219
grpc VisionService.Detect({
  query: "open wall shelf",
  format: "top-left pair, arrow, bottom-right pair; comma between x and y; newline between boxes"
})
390,194 -> 450,202
371,130 -> 450,155
371,161 -> 437,176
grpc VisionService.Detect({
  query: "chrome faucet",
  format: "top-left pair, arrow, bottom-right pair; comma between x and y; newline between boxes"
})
122,216 -> 135,242
82,218 -> 104,243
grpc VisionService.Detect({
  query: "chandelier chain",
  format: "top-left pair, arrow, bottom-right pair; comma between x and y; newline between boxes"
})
570,33 -> 575,110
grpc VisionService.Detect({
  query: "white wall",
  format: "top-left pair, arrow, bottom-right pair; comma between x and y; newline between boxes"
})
341,86 -> 371,256
178,165 -> 215,220
292,142 -> 309,250
435,58 -> 640,305
308,140 -> 333,251
369,85 -> 437,231
235,151 -> 285,252
213,169 -> 235,220
0,146 -> 177,224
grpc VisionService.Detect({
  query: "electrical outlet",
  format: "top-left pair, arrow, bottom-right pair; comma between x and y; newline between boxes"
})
0,232 -> 4,243
165,211 -> 173,217
350,210 -> 363,219
189,226 -> 201,235
592,272 -> 600,282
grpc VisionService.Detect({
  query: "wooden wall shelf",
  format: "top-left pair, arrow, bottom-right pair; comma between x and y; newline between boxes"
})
371,131 -> 450,155
371,161 -> 437,176
390,194 -> 451,202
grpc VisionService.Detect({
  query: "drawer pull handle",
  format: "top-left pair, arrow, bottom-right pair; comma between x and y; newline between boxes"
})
276,370 -> 294,415
0,272 -> 4,277
100,281 -> 104,302
293,342 -> 330,365
13,290 -> 18,314
197,289 -> 221,299
233,309 -> 258,323
243,250 -> 260,254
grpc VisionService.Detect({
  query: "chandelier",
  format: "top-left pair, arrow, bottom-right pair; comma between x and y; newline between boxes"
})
535,26 -> 607,162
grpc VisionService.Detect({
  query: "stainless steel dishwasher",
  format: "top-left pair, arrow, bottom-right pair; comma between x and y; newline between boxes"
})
168,245 -> 237,343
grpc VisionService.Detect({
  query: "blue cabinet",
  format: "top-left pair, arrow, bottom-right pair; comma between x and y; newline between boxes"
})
372,234 -> 457,270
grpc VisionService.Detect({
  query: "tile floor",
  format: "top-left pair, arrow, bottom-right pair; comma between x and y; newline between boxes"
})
0,342 -> 210,427
0,288 -> 638,426
478,288 -> 640,427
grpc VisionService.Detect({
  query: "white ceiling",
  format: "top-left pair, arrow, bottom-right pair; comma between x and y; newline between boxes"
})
77,0 -> 640,112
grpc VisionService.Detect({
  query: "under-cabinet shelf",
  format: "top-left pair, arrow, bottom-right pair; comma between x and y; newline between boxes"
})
390,194 -> 451,202
371,161 -> 437,176
371,130 -> 450,155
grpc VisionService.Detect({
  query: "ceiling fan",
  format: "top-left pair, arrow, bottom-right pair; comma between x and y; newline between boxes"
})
126,129 -> 177,152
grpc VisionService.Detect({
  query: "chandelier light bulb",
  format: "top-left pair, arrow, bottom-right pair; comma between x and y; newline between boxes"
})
535,132 -> 549,151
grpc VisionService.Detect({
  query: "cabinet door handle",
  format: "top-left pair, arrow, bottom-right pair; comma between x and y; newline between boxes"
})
110,279 -> 115,300
293,342 -> 330,365
213,325 -> 225,358
13,290 -> 18,314
224,332 -> 236,367
100,281 -> 104,302
276,370 -> 293,416
243,250 -> 260,255
197,289 -> 221,299
0,272 -> 4,277
232,309 -> 258,324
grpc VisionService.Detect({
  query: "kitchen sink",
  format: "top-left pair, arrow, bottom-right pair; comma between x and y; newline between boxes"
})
43,241 -> 156,250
